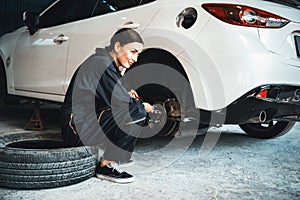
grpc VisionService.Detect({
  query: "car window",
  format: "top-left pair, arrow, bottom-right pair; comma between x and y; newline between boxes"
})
92,0 -> 117,16
92,0 -> 156,17
39,0 -> 98,28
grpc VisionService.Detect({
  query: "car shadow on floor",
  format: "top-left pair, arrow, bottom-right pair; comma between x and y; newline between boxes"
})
136,127 -> 265,153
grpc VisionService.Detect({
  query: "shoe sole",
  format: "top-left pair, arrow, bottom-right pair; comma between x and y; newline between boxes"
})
96,174 -> 134,184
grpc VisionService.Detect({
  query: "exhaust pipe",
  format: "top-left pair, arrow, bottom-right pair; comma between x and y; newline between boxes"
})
246,110 -> 269,123
258,110 -> 267,123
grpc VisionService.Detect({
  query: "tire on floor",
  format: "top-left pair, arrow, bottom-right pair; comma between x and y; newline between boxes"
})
0,131 -> 97,189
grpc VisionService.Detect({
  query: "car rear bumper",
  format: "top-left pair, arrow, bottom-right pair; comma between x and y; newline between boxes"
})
198,85 -> 300,125
224,85 -> 300,124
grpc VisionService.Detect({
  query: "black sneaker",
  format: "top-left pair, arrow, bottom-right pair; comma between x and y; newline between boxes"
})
96,163 -> 134,183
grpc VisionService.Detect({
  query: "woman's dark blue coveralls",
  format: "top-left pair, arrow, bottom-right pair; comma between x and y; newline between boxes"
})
61,48 -> 147,162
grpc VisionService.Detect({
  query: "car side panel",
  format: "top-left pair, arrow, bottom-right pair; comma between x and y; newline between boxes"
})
181,17 -> 300,110
12,22 -> 78,96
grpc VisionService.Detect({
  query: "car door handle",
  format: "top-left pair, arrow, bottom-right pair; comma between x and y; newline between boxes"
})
119,22 -> 140,30
53,34 -> 69,45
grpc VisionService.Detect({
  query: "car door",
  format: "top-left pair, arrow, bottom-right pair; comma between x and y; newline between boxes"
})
12,0 -> 98,96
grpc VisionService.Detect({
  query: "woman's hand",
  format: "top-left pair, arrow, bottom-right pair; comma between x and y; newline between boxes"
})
128,89 -> 154,112
128,89 -> 139,99
142,102 -> 154,113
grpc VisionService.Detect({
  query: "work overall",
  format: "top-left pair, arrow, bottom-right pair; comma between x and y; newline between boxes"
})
61,48 -> 146,162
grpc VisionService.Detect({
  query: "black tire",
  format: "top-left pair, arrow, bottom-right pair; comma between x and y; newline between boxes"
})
239,121 -> 295,139
0,131 -> 97,189
0,157 -> 95,175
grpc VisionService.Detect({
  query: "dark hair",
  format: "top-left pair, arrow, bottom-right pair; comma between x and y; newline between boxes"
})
105,28 -> 144,52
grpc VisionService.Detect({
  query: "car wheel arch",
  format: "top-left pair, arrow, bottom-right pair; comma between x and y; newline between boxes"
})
135,47 -> 217,111
127,48 -> 198,136
137,48 -> 189,80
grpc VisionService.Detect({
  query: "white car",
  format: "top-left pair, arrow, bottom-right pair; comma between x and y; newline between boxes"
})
0,0 -> 299,139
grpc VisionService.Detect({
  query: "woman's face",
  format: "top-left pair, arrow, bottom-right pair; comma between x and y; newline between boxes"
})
115,42 -> 143,69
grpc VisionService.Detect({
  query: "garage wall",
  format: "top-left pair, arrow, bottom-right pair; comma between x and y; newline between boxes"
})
0,0 -> 55,37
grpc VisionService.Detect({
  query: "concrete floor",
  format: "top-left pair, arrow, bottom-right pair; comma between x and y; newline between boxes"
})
0,102 -> 299,200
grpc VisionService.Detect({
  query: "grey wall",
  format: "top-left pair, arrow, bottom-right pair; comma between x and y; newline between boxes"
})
0,0 -> 55,36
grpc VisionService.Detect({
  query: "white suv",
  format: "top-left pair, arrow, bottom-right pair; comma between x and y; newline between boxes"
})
0,0 -> 300,138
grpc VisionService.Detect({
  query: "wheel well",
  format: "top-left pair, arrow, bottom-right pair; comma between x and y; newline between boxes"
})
136,48 -> 188,80
128,48 -> 191,103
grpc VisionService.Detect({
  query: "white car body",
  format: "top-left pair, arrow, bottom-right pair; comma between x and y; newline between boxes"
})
0,0 -> 300,137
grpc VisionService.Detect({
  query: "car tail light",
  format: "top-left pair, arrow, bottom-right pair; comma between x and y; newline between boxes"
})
202,3 -> 289,28
256,89 -> 269,98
